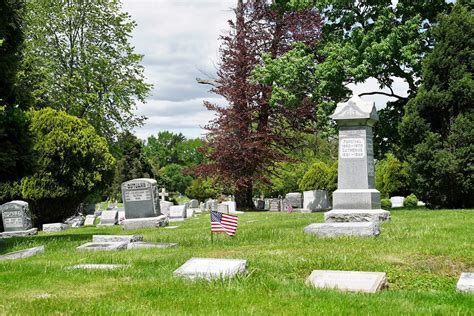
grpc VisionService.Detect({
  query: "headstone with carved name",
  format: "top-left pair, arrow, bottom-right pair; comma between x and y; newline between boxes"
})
121,178 -> 160,219
269,199 -> 281,212
0,201 -> 37,236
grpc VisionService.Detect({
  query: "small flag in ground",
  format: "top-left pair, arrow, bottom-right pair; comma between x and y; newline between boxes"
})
211,211 -> 238,236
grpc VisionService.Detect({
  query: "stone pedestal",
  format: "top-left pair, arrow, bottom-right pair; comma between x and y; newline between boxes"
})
304,222 -> 380,237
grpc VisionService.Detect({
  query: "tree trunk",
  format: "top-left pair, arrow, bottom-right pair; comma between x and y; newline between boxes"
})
235,183 -> 255,210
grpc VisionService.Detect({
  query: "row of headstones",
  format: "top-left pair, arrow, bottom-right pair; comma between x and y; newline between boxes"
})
1,243 -> 472,294
390,196 -> 426,208
253,191 -> 331,212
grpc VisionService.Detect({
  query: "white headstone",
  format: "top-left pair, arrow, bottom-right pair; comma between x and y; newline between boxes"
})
390,196 -> 405,208
160,201 -> 173,216
456,273 -> 474,293
307,270 -> 387,293
222,201 -> 237,214
42,223 -> 69,232
98,210 -> 118,226
189,199 -> 199,208
169,205 -> 187,219
84,215 -> 96,226
174,257 -> 247,280
303,190 -> 330,212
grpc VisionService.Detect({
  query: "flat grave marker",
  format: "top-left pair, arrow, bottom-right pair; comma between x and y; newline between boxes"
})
307,270 -> 387,293
174,257 -> 247,280
76,242 -> 128,251
0,246 -> 44,261
456,273 -> 474,293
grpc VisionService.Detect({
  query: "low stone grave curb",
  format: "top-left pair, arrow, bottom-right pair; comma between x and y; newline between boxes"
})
304,222 -> 380,237
307,270 -> 387,293
0,245 -> 44,261
0,228 -> 38,237
122,215 -> 168,230
174,257 -> 247,281
324,209 -> 391,223
43,223 -> 69,232
127,242 -> 177,249
76,242 -> 128,251
68,264 -> 130,270
92,235 -> 143,243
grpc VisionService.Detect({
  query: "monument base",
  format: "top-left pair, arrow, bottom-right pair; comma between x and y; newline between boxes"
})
0,228 -> 38,237
122,215 -> 168,230
304,222 -> 380,237
324,209 -> 390,223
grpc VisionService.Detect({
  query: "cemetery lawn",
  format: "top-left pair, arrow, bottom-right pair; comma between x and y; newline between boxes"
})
1,210 -> 473,315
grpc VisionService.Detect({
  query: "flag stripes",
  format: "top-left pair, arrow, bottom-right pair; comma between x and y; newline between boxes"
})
211,211 -> 238,236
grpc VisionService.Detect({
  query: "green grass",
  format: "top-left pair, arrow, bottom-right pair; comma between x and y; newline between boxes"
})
0,210 -> 473,315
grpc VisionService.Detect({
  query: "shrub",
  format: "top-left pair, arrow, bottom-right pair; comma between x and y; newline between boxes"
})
404,193 -> 418,208
21,108 -> 115,225
299,160 -> 331,191
375,153 -> 411,197
381,198 -> 392,210
185,177 -> 221,202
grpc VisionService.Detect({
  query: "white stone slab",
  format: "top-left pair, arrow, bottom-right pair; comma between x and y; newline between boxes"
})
42,223 -> 69,232
304,222 -> 380,237
390,196 -> 405,208
0,228 -> 38,237
92,235 -> 143,243
165,226 -> 179,229
122,215 -> 168,230
174,257 -> 247,280
217,204 -> 229,214
76,242 -> 128,251
127,242 -> 177,249
169,205 -> 187,219
98,210 -> 118,226
456,273 -> 474,293
84,215 -> 96,226
68,264 -> 130,270
222,201 -> 237,214
160,201 -> 173,216
324,209 -> 390,222
0,246 -> 44,261
307,270 -> 387,293
186,209 -> 195,218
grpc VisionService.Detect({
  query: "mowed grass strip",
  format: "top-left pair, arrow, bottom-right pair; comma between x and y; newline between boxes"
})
0,210 -> 473,315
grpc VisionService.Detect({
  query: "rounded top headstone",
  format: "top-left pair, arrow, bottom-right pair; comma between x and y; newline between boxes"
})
122,178 -> 157,185
331,96 -> 379,126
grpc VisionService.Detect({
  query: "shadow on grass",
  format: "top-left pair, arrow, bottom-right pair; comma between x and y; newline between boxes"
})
0,233 -> 93,255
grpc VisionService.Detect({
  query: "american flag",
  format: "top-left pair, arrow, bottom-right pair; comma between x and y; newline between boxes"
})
211,211 -> 238,236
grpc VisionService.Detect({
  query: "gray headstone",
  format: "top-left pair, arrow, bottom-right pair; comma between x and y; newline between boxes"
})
68,264 -> 129,270
307,270 -> 387,293
390,196 -> 404,208
98,210 -> 118,226
0,200 -> 33,232
325,96 -> 390,222
127,242 -> 177,249
84,215 -> 96,226
456,273 -> 474,293
304,222 -> 380,237
0,246 -> 44,261
76,242 -> 128,251
269,199 -> 281,212
174,257 -> 247,280
42,223 -> 69,232
122,215 -> 168,230
285,192 -> 303,208
303,190 -> 330,212
92,235 -> 143,243
189,199 -> 199,208
121,178 -> 160,219
186,209 -> 195,218
255,199 -> 265,210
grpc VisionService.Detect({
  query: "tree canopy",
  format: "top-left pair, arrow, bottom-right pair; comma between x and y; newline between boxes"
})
19,0 -> 152,141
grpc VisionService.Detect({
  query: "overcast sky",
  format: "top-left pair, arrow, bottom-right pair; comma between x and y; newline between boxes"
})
122,0 -> 408,140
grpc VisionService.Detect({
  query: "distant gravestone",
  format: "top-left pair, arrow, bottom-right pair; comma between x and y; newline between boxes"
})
169,205 -> 187,220
43,223 -> 69,233
189,199 -> 199,209
84,215 -> 96,226
390,196 -> 405,208
285,193 -> 303,209
121,178 -> 160,219
160,201 -> 173,216
0,200 -> 37,236
307,270 -> 387,293
174,258 -> 247,280
97,210 -> 118,226
222,201 -> 236,214
186,209 -> 195,218
217,204 -> 229,214
302,190 -> 330,212
456,273 -> 474,293
256,199 -> 265,210
269,199 -> 281,212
